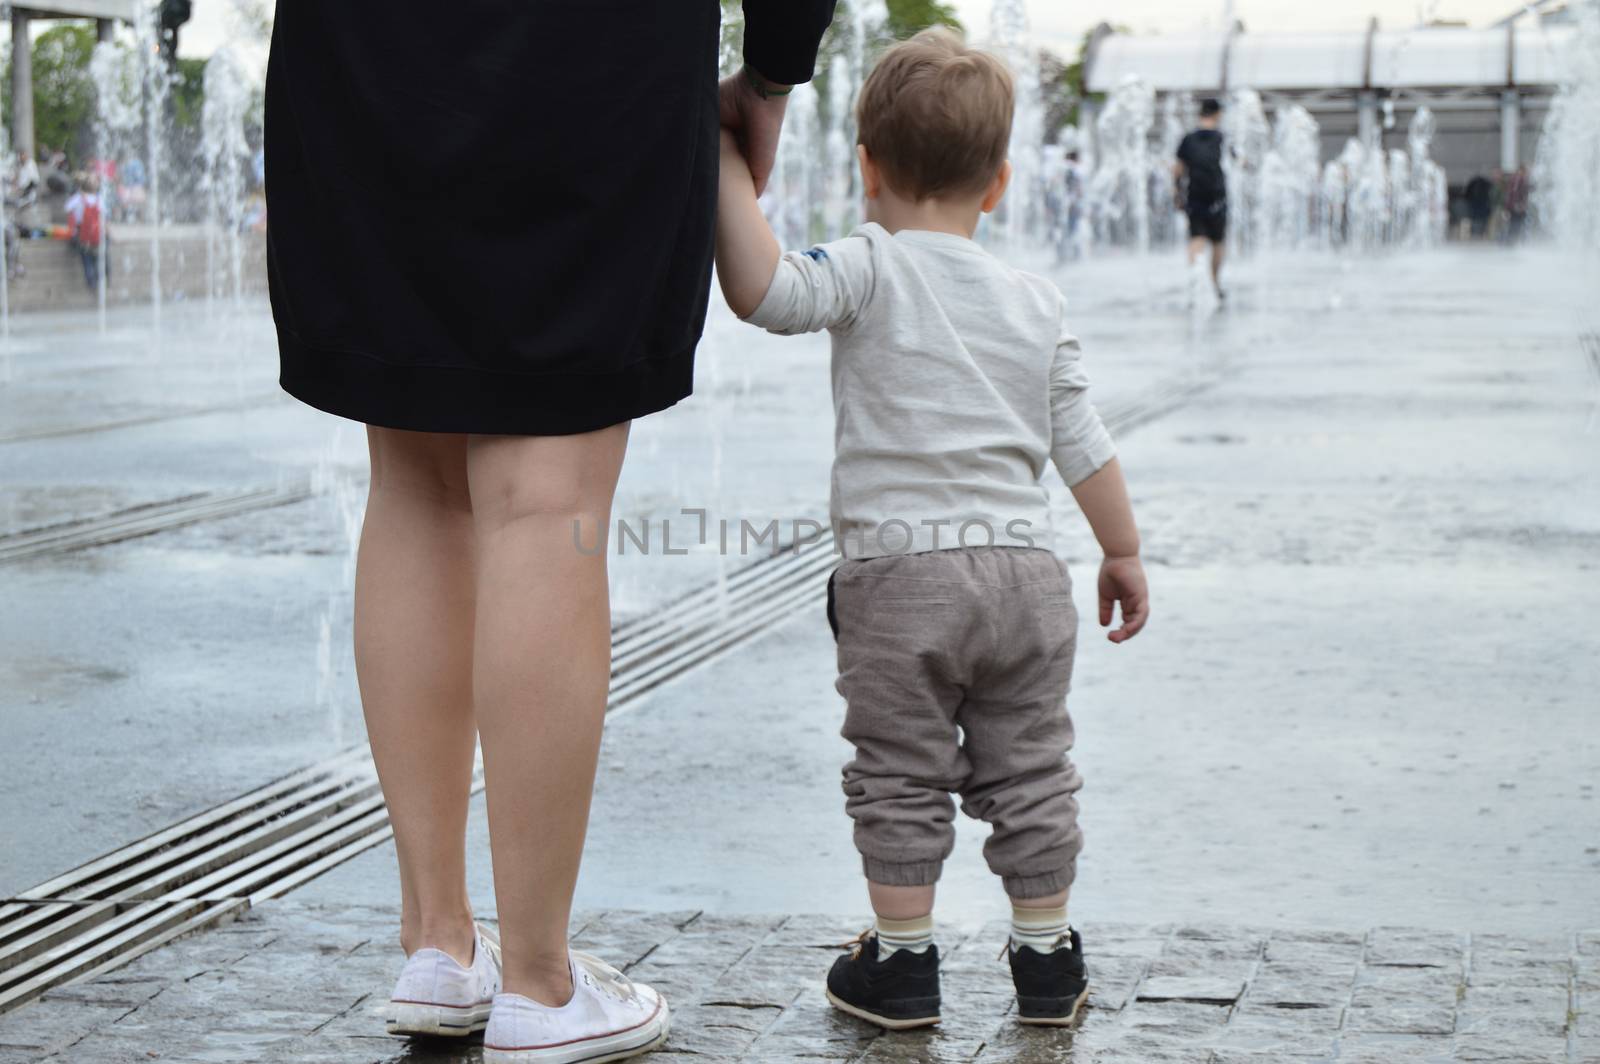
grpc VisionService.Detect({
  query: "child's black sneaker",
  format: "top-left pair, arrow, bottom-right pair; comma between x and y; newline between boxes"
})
1008,927 -> 1089,1026
824,932 -> 941,1030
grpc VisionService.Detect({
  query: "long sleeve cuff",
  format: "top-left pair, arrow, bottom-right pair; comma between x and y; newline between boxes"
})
1051,401 -> 1117,487
743,255 -> 818,333
742,0 -> 837,85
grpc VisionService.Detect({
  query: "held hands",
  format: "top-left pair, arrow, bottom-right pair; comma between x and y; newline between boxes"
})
718,67 -> 790,197
715,72 -> 788,318
1098,554 -> 1149,644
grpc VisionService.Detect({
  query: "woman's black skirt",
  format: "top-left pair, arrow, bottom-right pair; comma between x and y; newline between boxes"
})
265,0 -> 723,435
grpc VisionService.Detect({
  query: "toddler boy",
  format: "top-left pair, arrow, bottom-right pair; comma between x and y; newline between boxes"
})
716,29 -> 1149,1028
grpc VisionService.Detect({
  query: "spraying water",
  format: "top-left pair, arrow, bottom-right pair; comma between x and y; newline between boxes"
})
1403,108 -> 1447,248
766,80 -> 820,249
90,38 -> 141,330
1349,137 -> 1393,251
1154,93 -> 1192,246
134,0 -> 172,332
1260,105 -> 1321,251
989,0 -> 1042,251
201,47 -> 252,308
1221,89 -> 1269,253
310,425 -> 364,748
848,0 -> 888,229
739,0 -> 1453,260
1534,0 -> 1600,251
1310,107 -> 1446,254
1089,77 -> 1157,253
824,53 -> 855,237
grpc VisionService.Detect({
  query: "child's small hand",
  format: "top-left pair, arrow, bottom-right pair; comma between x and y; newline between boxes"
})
1098,554 -> 1149,643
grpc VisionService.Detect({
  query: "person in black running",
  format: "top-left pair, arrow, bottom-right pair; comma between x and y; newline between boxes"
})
1175,98 -> 1228,298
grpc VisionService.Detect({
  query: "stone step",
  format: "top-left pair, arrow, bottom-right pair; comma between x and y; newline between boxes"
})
3,231 -> 268,313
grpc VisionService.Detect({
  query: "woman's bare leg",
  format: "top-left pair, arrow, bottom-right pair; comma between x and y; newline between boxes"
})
467,423 -> 631,1006
355,428 -> 479,964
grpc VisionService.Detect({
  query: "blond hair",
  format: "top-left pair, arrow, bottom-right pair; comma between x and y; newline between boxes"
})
855,27 -> 1014,202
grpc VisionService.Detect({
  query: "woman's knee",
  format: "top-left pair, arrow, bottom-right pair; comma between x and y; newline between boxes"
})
367,427 -> 471,511
466,425 -> 629,533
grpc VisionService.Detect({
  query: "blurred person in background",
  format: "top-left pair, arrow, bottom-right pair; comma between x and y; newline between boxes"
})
1465,172 -> 1494,238
1175,98 -> 1228,299
10,150 -> 40,206
1502,165 -> 1531,245
64,174 -> 108,292
119,157 -> 148,223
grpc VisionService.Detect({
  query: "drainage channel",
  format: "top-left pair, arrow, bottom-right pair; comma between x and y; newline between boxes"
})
0,480 -> 315,566
0,369 -> 1214,571
0,393 -> 287,445
0,372 -> 1219,1012
0,531 -> 836,1013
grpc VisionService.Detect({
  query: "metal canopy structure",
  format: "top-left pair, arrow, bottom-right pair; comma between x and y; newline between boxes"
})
1088,33 -> 1230,93
14,0 -> 137,17
1084,21 -> 1579,94
1229,31 -> 1370,92
1367,28 -> 1510,88
1081,19 -> 1581,184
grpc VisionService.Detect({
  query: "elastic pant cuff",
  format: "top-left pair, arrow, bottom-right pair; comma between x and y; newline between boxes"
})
862,857 -> 944,887
1001,865 -> 1076,900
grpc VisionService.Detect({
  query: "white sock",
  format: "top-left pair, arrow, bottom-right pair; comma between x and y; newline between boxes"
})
875,914 -> 934,958
1010,903 -> 1070,952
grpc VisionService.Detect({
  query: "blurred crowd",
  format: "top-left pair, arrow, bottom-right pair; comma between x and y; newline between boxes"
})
1457,166 -> 1533,244
2,143 -> 267,291
9,146 -> 156,226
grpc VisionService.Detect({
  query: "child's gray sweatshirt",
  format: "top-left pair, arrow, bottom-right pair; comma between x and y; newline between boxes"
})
743,222 -> 1115,560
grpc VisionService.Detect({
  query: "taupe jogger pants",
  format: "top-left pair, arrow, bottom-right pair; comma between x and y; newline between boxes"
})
827,546 -> 1084,899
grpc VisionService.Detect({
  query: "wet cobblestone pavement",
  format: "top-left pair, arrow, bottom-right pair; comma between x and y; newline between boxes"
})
4,255 -> 1597,1061
1,901 -> 1594,1063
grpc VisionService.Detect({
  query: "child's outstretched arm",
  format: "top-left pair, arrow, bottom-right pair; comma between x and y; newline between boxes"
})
1069,459 -> 1149,644
1048,327 -> 1149,643
716,130 -> 782,318
716,129 -> 876,333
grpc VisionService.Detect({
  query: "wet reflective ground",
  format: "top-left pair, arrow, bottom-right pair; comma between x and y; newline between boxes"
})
2,246 -> 1597,935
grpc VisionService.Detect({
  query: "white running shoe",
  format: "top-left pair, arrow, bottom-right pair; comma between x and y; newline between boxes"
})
483,951 -> 670,1063
386,923 -> 502,1038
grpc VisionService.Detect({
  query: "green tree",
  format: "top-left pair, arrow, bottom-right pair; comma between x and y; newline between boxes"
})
171,56 -> 206,132
884,0 -> 961,40
4,23 -> 98,163
1042,26 -> 1130,140
1040,49 -> 1076,140
3,20 -> 204,165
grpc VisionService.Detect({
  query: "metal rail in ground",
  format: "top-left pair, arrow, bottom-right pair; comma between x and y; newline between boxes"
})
0,393 -> 287,445
0,528 -> 836,1012
0,370 -> 1215,570
0,372 -> 1219,1012
0,480 -> 314,566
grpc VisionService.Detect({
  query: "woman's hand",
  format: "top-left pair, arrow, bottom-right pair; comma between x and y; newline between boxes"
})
718,67 -> 791,197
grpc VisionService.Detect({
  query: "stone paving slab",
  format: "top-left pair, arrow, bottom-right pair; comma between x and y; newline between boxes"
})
0,902 -> 1594,1062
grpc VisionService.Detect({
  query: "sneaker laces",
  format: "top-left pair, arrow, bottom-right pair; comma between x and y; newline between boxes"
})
571,951 -> 643,1007
835,928 -> 874,961
999,931 -> 1072,961
475,924 -> 503,971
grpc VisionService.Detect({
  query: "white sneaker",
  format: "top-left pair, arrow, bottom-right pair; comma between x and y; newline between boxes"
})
483,951 -> 670,1063
386,923 -> 502,1037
